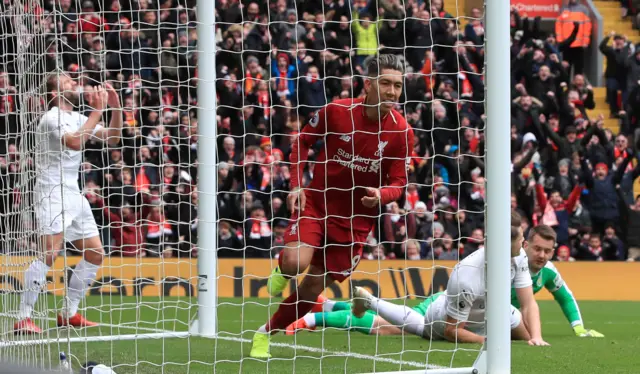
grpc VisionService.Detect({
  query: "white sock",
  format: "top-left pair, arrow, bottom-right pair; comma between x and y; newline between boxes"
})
257,324 -> 268,333
323,299 -> 337,312
367,297 -> 425,337
18,260 -> 50,320
303,313 -> 316,328
65,260 -> 99,317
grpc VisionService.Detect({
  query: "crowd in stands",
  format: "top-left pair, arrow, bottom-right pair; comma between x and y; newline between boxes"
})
0,0 -> 639,262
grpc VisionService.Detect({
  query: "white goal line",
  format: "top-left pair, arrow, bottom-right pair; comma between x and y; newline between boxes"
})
0,313 -> 443,370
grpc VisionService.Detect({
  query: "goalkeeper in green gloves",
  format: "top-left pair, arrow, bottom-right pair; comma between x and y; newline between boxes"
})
513,225 -> 604,338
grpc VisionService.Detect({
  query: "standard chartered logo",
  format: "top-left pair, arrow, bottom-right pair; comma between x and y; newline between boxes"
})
334,148 -> 380,173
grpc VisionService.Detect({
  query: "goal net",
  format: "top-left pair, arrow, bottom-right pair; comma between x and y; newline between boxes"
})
0,0 -> 507,373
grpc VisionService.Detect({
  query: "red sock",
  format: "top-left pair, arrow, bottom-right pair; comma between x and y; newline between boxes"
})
266,292 -> 316,333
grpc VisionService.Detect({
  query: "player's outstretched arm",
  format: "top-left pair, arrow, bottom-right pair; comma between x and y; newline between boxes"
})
515,286 -> 550,346
443,289 -> 484,344
443,316 -> 485,344
548,277 -> 604,337
94,83 -> 123,146
60,86 -> 108,150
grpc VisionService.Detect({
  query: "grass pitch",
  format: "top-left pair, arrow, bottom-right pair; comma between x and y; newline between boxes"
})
1,296 -> 638,374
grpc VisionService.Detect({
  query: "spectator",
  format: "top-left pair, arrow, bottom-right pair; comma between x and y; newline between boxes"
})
351,5 -> 381,66
575,233 -> 607,261
534,169 -> 583,246
555,0 -> 592,75
144,203 -> 175,258
599,32 -> 631,116
581,157 -> 619,235
218,220 -> 243,258
556,245 -> 575,262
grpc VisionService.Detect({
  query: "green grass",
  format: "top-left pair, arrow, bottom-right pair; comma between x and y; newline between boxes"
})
1,297 -> 639,374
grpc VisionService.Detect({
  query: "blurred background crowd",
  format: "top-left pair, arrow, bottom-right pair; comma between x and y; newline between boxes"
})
0,0 -> 639,262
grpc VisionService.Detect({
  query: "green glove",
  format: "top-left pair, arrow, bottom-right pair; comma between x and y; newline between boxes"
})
573,325 -> 604,338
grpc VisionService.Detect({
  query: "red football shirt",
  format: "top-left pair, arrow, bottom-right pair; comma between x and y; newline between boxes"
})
290,98 -> 413,234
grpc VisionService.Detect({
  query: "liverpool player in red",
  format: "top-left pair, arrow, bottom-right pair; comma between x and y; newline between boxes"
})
250,54 -> 413,358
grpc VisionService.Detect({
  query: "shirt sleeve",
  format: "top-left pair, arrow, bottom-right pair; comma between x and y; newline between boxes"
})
512,252 -> 533,289
445,270 -> 477,322
290,107 -> 329,189
380,121 -> 413,205
297,107 -> 329,148
545,265 -> 583,327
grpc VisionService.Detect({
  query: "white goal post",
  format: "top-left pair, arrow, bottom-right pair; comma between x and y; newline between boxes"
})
0,0 -> 512,372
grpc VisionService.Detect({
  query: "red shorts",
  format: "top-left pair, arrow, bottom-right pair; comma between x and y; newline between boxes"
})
283,204 -> 368,283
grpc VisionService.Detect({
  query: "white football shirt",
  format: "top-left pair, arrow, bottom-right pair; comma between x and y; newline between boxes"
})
35,107 -> 101,191
443,247 -> 531,325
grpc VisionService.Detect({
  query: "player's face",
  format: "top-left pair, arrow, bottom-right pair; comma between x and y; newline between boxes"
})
58,75 -> 80,106
366,68 -> 403,113
526,234 -> 555,271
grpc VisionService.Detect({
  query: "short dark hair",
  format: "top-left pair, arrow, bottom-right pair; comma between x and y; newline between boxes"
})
511,211 -> 522,228
511,211 -> 522,240
366,54 -> 405,77
528,224 -> 557,242
511,226 -> 521,240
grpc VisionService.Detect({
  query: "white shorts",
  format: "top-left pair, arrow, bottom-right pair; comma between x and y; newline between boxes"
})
422,294 -> 522,340
35,186 -> 100,242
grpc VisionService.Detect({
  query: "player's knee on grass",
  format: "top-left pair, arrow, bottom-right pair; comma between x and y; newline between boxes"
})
280,242 -> 315,276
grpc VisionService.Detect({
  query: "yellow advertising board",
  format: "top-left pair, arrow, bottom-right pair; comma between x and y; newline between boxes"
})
1,257 -> 639,301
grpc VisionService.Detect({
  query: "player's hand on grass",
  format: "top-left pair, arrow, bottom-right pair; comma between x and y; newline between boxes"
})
361,187 -> 381,208
527,338 -> 550,346
574,325 -> 604,338
287,187 -> 306,214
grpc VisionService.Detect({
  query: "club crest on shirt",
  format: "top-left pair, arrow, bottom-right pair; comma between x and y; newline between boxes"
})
309,112 -> 319,128
374,141 -> 388,157
537,276 -> 543,287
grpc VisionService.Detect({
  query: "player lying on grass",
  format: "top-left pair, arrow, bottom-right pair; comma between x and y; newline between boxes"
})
349,212 -> 548,345
14,73 -> 122,334
516,225 -> 603,337
249,54 -> 414,359
287,224 -> 603,338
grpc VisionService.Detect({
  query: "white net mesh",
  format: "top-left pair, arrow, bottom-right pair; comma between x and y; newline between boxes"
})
0,0 -> 488,372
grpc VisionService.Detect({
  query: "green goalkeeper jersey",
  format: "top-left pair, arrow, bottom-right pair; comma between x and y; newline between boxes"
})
511,261 -> 583,327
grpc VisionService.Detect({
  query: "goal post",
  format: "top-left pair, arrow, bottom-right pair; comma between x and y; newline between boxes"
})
193,0 -> 218,339
484,0 -> 513,371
